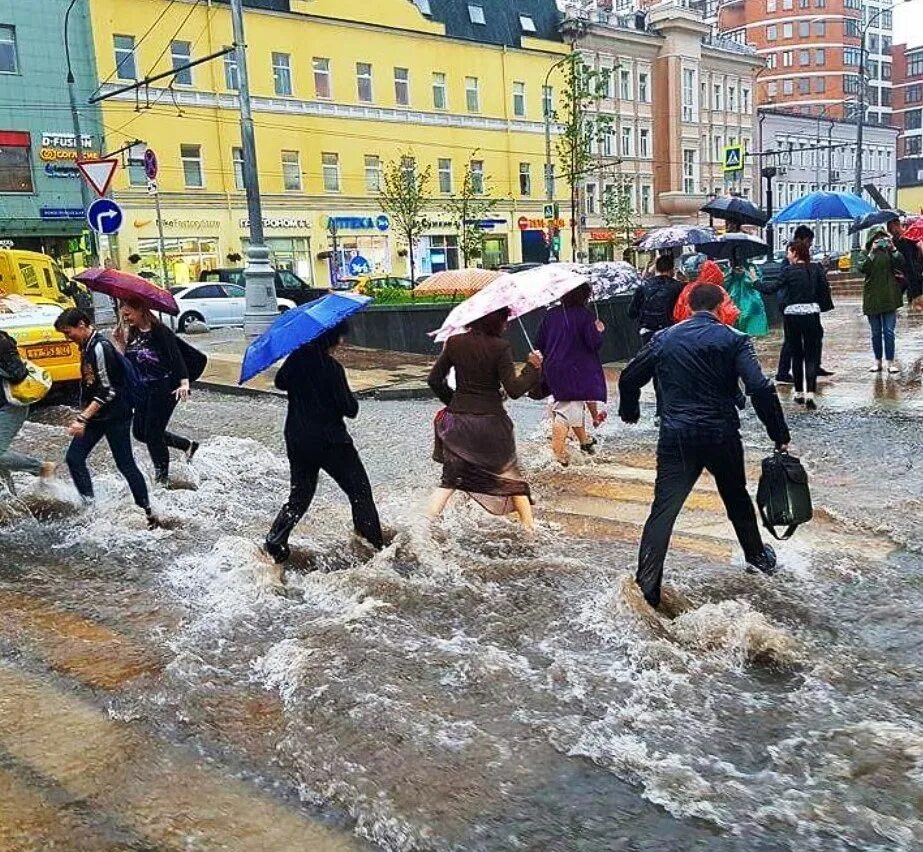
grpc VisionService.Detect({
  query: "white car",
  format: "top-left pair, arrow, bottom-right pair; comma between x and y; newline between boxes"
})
169,283 -> 295,332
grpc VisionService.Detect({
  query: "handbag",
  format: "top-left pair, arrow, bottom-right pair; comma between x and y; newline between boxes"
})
756,450 -> 813,540
175,335 -> 208,382
2,360 -> 52,407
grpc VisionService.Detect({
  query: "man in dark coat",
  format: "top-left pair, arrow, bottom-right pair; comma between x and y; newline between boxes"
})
887,219 -> 923,306
618,283 -> 791,609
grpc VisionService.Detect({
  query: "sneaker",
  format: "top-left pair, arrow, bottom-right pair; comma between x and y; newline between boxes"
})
805,398 -> 817,411
775,374 -> 795,385
816,367 -> 835,377
580,438 -> 598,455
869,363 -> 883,373
747,544 -> 778,576
887,364 -> 900,374
185,441 -> 200,462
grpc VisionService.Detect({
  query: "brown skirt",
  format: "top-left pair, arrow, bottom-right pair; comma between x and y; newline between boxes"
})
433,409 -> 530,516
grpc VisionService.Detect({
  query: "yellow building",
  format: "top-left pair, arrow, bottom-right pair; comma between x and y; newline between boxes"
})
85,0 -> 570,286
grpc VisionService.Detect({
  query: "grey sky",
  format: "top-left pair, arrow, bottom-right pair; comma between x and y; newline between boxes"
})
894,0 -> 923,48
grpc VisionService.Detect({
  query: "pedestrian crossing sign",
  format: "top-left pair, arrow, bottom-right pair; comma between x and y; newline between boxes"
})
723,144 -> 744,173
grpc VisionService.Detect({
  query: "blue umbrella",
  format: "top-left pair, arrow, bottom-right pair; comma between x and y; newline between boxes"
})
239,292 -> 372,384
847,209 -> 899,234
637,225 -> 717,252
770,190 -> 876,223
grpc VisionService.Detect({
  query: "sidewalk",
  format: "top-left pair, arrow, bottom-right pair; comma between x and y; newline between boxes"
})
188,330 -> 435,400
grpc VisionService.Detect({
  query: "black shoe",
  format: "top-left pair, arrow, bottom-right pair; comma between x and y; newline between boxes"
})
793,395 -> 805,406
816,367 -> 834,377
263,540 -> 291,565
154,471 -> 169,486
775,374 -> 795,385
747,544 -> 778,576
805,398 -> 817,411
186,441 -> 200,462
580,438 -> 598,455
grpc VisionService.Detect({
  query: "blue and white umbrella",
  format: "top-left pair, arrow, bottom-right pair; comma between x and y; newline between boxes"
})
239,292 -> 372,384
570,261 -> 640,301
638,225 -> 717,252
770,190 -> 876,224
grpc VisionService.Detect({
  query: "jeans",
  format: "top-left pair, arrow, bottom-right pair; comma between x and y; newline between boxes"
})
867,311 -> 897,362
65,416 -> 150,510
266,441 -> 383,559
783,313 -> 823,394
637,433 -> 765,608
0,405 -> 42,476
132,379 -> 192,479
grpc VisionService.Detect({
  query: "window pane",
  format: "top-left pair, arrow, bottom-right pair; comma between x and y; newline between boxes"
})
513,81 -> 525,117
181,144 -> 203,188
0,26 -> 18,74
313,57 -> 330,98
272,53 -> 292,95
468,4 -> 485,24
281,150 -> 301,191
432,72 -> 446,109
114,35 -> 136,80
470,160 -> 484,194
357,63 -> 373,102
465,77 -> 479,112
171,40 -> 192,85
232,147 -> 244,190
519,162 -> 531,196
0,142 -> 32,192
438,158 -> 452,193
224,50 -> 239,90
365,155 -> 381,192
322,152 -> 340,191
394,67 -> 409,106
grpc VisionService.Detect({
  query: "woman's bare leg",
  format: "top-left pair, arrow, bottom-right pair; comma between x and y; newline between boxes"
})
512,495 -> 535,533
551,418 -> 570,464
427,487 -> 455,519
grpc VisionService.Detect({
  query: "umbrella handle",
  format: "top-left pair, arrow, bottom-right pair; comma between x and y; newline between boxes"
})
517,316 -> 535,352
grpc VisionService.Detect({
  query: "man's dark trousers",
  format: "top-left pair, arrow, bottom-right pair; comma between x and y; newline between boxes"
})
637,431 -> 765,608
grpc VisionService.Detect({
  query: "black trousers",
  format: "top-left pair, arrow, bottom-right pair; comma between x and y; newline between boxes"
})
132,379 -> 192,478
267,441 -> 383,555
637,434 -> 764,608
640,330 -> 662,417
782,314 -> 823,395
777,321 -> 824,378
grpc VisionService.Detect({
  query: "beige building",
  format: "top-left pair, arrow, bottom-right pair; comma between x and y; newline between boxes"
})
577,1 -> 763,259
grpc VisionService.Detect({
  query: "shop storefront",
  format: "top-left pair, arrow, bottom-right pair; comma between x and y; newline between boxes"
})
587,230 -> 616,263
240,214 -> 315,285
417,215 -> 459,274
124,213 -> 225,285
316,213 -> 391,286
518,215 -> 560,265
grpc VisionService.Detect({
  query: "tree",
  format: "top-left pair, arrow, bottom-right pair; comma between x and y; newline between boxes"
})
378,152 -> 432,284
553,52 -> 612,261
441,151 -> 499,268
601,175 -> 639,257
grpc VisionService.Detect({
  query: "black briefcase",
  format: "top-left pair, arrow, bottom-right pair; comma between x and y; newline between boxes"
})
756,451 -> 813,540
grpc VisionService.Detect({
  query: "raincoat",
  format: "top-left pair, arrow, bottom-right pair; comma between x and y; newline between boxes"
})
724,263 -> 769,337
860,237 -> 904,317
673,260 -> 741,326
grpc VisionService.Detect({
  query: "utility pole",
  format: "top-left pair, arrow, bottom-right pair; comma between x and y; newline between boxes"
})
229,0 -> 277,337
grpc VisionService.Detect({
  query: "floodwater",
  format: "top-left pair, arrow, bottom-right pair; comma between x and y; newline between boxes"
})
2,316 -> 923,850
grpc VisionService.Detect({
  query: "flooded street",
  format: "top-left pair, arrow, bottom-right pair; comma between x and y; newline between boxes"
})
2,305 -> 923,851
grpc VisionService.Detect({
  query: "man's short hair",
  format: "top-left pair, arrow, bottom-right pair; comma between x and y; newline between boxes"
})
54,308 -> 92,332
655,255 -> 674,274
793,225 -> 814,241
688,282 -> 724,313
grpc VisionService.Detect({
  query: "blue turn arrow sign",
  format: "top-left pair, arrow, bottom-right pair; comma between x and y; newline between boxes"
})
86,198 -> 123,235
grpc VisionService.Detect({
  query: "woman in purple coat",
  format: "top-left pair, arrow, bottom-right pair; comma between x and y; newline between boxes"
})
535,283 -> 607,466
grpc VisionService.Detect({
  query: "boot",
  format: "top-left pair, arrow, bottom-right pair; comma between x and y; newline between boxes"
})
263,505 -> 301,564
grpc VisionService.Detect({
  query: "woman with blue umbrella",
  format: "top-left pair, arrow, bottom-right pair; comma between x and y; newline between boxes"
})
239,293 -> 383,564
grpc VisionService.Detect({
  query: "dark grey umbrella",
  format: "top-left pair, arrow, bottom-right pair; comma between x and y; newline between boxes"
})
696,233 -> 769,263
700,196 -> 769,227
847,209 -> 900,235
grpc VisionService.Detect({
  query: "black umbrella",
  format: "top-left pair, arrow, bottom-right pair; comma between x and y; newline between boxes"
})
696,233 -> 769,263
847,209 -> 900,235
700,196 -> 769,227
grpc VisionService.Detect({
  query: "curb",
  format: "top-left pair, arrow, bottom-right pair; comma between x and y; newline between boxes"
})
193,380 -> 285,399
194,380 -> 432,402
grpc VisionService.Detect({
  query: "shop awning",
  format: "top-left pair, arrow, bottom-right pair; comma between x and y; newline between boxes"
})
0,219 -> 86,237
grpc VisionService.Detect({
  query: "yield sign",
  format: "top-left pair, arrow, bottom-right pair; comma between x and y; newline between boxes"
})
76,158 -> 118,197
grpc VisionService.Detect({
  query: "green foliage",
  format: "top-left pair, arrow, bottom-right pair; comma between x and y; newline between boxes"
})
601,175 -> 639,248
369,287 -> 461,306
377,152 -> 433,283
441,151 -> 499,268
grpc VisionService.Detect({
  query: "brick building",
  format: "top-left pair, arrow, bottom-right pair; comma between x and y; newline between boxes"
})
892,42 -> 923,214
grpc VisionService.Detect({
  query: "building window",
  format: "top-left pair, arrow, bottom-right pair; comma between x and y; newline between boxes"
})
906,137 -> 922,156
542,85 -> 554,117
638,72 -> 649,103
814,76 -> 826,93
356,63 -> 373,103
438,158 -> 452,193
881,88 -> 891,107
365,155 -> 381,192
113,35 -> 136,80
798,21 -> 810,37
585,183 -> 597,215
639,127 -> 650,158
322,152 -> 340,192
783,79 -> 794,95
783,51 -> 793,68
519,14 -> 536,32
682,149 -> 697,195
428,235 -> 459,272
682,68 -> 696,122
742,87 -> 751,112
468,3 -> 485,24
470,159 -> 484,194
272,53 -> 292,95
0,25 -> 17,74
171,40 -> 192,85
908,54 -> 923,77
882,62 -> 891,81
798,78 -> 810,94
400,156 -> 416,186
313,58 -> 331,98
641,184 -> 652,215
766,53 -> 777,69
845,18 -> 860,38
224,50 -> 239,91
127,144 -> 147,186
0,131 -> 32,192
728,85 -> 737,110
619,68 -> 632,101
799,50 -> 810,66
766,24 -> 777,40
713,82 -> 722,111
767,0 -> 776,10
432,72 -> 447,110
620,125 -> 633,157
782,0 -> 793,8
714,134 -> 724,162
767,81 -> 777,97
393,67 -> 410,106
782,22 -> 793,39
601,129 -> 614,157
512,81 -> 526,117
812,20 -> 826,37
519,163 -> 531,196
232,146 -> 244,190
843,74 -> 860,95
181,144 -> 203,188
814,49 -> 825,66
465,76 -> 480,113
907,85 -> 923,104
281,150 -> 301,191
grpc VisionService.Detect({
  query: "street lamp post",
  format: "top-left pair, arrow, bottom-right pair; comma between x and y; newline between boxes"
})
229,0 -> 277,337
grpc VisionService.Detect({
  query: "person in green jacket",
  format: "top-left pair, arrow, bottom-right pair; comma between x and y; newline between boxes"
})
724,258 -> 769,337
861,229 -> 905,374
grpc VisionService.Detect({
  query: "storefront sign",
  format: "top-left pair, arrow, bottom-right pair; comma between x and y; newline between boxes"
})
40,207 -> 85,221
240,216 -> 311,230
38,131 -> 96,166
44,163 -> 81,179
470,217 -> 508,231
589,230 -> 616,241
518,216 -> 566,230
419,215 -> 455,230
321,214 -> 390,232
134,217 -> 221,230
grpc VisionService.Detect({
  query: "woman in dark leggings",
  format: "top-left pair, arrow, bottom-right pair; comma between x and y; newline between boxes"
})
117,299 -> 199,484
264,321 -> 383,564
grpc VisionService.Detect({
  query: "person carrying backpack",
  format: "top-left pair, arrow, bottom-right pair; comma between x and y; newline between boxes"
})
53,308 -> 157,527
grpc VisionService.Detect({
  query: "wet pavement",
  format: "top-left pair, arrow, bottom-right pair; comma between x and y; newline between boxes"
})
2,299 -> 923,851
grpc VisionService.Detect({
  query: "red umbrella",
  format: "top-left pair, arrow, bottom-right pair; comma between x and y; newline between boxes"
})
903,219 -> 923,243
74,268 -> 179,316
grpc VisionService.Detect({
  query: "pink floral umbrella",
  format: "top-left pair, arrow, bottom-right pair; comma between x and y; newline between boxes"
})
430,264 -> 588,343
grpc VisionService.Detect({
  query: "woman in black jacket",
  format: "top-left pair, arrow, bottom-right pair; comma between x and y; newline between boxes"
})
116,299 -> 199,484
263,321 -> 383,564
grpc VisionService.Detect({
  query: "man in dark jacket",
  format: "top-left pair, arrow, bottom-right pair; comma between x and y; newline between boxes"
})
628,254 -> 683,344
54,308 -> 155,527
618,283 -> 791,609
887,218 -> 923,305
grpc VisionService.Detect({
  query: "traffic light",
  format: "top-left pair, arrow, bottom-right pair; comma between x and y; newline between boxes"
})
551,229 -> 561,254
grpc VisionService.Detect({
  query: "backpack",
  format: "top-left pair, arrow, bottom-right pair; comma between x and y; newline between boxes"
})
756,451 -> 813,540
110,344 -> 147,410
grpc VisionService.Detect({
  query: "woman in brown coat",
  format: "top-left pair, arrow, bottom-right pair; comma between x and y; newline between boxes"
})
427,307 -> 543,531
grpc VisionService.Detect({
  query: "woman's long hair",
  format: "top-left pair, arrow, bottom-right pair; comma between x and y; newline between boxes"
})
468,307 -> 509,337
561,282 -> 592,309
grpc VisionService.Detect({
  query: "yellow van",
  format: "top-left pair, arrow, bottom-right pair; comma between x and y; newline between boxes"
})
0,249 -> 74,308
0,300 -> 81,385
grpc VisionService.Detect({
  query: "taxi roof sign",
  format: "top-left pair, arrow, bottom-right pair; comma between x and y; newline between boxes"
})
723,144 -> 744,173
